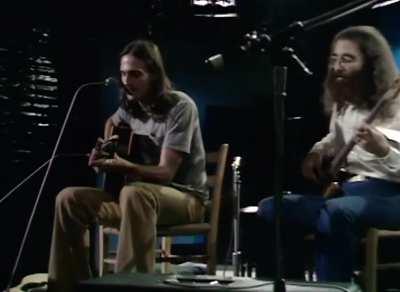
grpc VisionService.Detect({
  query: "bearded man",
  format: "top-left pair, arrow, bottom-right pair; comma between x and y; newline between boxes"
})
257,26 -> 400,282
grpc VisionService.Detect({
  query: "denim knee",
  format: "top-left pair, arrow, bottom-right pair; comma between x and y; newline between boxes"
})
257,197 -> 274,223
257,194 -> 310,225
317,201 -> 354,236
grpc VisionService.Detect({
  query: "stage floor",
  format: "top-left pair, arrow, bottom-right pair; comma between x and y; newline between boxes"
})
79,270 -> 362,292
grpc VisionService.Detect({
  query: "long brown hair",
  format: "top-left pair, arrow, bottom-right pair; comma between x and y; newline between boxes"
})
322,26 -> 399,120
119,39 -> 173,110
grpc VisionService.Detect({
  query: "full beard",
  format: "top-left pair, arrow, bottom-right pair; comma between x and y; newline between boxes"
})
325,70 -> 372,107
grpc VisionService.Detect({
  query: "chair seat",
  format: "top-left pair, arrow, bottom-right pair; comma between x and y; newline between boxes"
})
375,229 -> 400,237
158,254 -> 208,264
102,223 -> 211,237
157,223 -> 211,236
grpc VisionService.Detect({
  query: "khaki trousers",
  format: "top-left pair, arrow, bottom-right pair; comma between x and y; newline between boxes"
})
48,182 -> 204,292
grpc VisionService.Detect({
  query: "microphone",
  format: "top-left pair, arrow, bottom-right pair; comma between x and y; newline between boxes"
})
282,47 -> 313,76
372,0 -> 400,9
240,30 -> 272,53
205,54 -> 224,70
104,77 -> 118,86
240,21 -> 303,53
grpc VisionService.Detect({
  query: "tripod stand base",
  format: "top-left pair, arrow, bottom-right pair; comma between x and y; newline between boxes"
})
232,251 -> 242,276
274,278 -> 286,292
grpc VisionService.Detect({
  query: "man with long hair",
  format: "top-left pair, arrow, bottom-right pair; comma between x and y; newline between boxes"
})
258,26 -> 400,282
47,40 -> 208,292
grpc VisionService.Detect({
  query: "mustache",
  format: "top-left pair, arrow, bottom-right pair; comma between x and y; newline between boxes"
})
332,74 -> 346,78
329,72 -> 349,79
326,72 -> 358,85
121,84 -> 138,96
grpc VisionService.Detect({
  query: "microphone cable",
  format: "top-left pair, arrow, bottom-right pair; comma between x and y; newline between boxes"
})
3,78 -> 115,292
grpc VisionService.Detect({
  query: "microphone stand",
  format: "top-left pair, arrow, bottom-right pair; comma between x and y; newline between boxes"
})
231,156 -> 242,276
0,154 -> 88,205
3,79 -> 109,292
271,65 -> 287,292
240,1 -> 397,291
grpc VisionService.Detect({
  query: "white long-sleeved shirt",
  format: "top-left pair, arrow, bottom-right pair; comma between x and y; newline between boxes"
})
310,102 -> 400,183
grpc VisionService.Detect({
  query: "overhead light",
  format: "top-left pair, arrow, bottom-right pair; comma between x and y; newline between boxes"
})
192,0 -> 236,7
372,0 -> 400,8
191,0 -> 238,18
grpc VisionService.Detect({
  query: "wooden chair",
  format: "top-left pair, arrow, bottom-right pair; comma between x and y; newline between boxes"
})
302,228 -> 400,291
363,228 -> 400,292
97,143 -> 229,276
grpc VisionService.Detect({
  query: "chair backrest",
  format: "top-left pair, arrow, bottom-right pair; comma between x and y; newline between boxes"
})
206,144 -> 229,242
364,228 -> 400,292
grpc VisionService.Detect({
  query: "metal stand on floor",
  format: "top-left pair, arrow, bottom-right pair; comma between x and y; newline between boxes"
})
232,156 -> 242,276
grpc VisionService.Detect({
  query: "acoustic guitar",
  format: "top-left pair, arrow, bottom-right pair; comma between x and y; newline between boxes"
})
90,125 -> 135,196
91,125 -> 162,196
323,77 -> 400,198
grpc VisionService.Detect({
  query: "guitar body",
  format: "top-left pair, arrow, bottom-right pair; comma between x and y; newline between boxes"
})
320,158 -> 348,198
317,156 -> 341,198
323,181 -> 342,198
97,125 -> 162,196
98,125 -> 135,197
319,77 -> 400,199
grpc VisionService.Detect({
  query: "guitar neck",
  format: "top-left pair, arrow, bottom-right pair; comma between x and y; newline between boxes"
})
329,93 -> 392,177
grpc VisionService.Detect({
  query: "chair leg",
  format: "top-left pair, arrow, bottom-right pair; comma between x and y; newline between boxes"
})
98,225 -> 105,276
207,238 -> 217,275
161,237 -> 172,273
88,225 -> 99,277
364,228 -> 379,292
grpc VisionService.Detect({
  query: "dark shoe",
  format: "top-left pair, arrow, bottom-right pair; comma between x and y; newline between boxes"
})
20,282 -> 47,292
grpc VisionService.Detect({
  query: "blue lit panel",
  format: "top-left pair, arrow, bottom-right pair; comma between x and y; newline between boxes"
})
394,47 -> 400,68
172,235 -> 204,244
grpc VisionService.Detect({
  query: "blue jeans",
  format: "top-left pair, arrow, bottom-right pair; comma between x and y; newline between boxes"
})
257,178 -> 400,281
